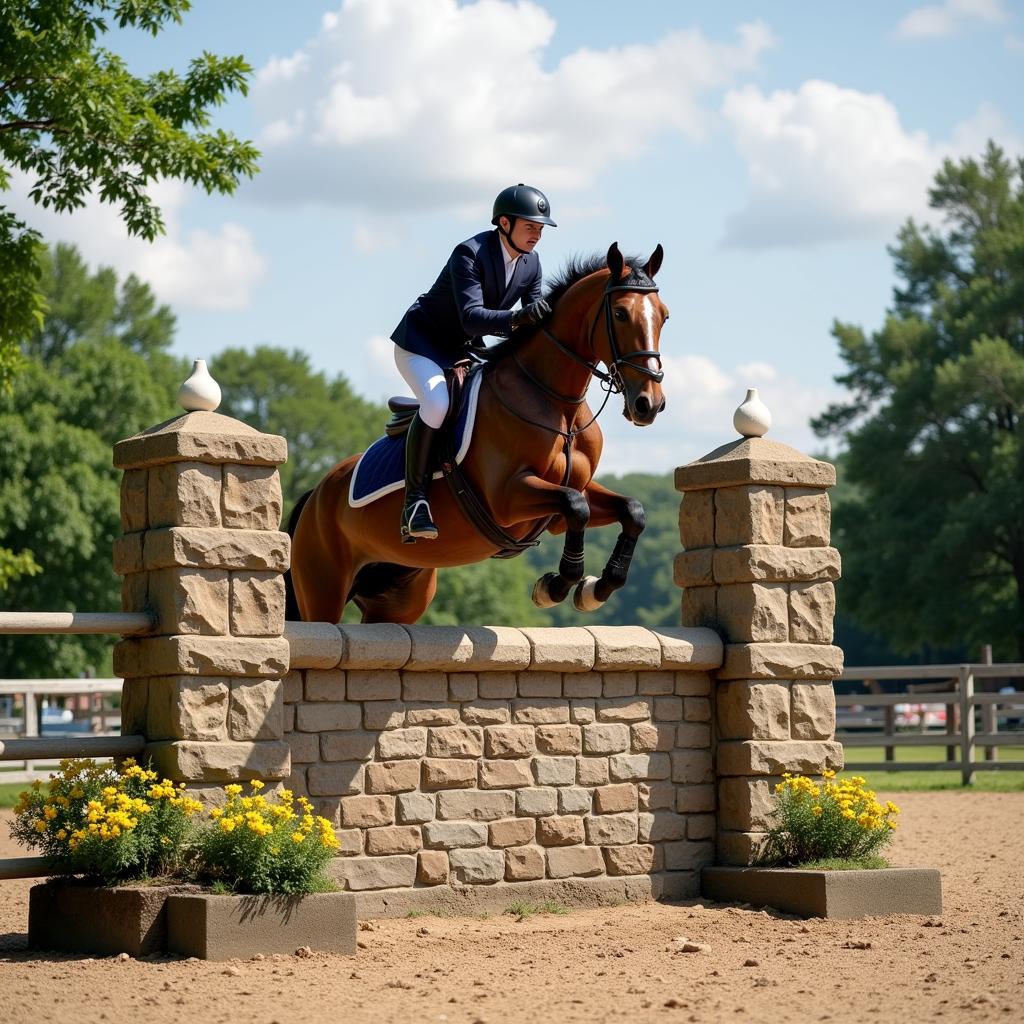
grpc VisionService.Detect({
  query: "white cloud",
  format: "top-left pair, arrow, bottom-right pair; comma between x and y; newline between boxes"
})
897,0 -> 1008,38
249,0 -> 774,212
721,80 -> 1021,248
348,334 -> 409,401
6,175 -> 266,311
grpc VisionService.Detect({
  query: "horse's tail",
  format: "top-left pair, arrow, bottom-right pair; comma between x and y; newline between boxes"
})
283,487 -> 314,622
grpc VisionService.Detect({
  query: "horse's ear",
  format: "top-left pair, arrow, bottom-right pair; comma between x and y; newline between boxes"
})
643,244 -> 664,279
607,242 -> 625,283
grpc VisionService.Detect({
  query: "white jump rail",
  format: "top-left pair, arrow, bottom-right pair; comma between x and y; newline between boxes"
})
0,611 -> 153,635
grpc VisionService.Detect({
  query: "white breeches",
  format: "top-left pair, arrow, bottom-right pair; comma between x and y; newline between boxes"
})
394,348 -> 449,429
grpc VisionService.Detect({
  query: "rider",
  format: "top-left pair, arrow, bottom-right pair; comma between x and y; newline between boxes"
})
391,183 -> 556,541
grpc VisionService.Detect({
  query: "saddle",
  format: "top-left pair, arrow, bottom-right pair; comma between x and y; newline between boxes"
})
385,360 -> 474,438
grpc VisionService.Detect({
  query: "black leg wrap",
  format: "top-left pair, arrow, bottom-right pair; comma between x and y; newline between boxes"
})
558,530 -> 586,583
596,533 -> 638,602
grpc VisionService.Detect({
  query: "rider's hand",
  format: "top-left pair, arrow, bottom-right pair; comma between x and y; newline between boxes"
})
510,298 -> 552,328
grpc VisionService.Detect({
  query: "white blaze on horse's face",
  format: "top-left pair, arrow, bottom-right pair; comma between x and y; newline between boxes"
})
615,292 -> 666,427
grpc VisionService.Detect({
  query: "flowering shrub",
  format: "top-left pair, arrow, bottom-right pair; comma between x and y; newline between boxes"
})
194,781 -> 340,895
758,770 -> 900,867
9,758 -> 202,884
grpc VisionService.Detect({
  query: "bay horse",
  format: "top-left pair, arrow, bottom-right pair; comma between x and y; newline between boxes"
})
286,242 -> 668,624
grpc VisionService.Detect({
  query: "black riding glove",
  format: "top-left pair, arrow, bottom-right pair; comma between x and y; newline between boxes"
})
510,298 -> 552,328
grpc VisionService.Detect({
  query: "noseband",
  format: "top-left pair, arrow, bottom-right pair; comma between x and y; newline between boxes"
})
541,269 -> 665,395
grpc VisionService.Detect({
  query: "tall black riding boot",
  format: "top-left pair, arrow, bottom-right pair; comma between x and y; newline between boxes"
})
401,414 -> 439,542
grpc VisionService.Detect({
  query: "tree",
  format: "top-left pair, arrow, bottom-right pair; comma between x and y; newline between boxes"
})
814,143 -> 1024,660
0,0 -> 258,391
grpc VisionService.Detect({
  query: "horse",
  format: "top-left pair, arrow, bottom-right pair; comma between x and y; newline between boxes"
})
286,242 -> 669,624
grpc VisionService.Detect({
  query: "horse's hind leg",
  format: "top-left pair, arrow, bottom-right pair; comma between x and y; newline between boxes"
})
352,563 -> 438,624
572,480 -> 645,611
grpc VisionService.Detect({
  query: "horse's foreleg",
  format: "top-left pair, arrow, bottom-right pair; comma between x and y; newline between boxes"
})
498,474 -> 590,608
574,481 -> 646,611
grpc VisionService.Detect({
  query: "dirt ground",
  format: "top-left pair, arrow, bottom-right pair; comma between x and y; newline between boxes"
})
1,791 -> 1021,1024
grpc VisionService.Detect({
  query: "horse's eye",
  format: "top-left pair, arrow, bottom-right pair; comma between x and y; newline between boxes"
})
614,308 -> 628,321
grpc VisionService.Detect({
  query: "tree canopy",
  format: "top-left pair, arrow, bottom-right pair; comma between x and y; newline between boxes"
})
814,143 -> 1024,660
0,0 -> 258,390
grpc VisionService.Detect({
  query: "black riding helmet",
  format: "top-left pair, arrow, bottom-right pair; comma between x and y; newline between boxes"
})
491,184 -> 557,227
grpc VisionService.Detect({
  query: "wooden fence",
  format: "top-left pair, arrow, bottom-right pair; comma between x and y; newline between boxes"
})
838,663 -> 1024,785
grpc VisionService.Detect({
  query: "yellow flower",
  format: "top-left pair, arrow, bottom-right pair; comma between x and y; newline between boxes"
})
43,805 -> 58,820
34,819 -> 48,833
56,829 -> 67,840
292,832 -> 305,843
219,817 -> 236,833
225,784 -> 243,797
811,805 -> 823,816
250,780 -> 265,791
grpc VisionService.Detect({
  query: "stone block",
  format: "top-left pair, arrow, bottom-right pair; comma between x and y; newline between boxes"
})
489,818 -> 536,848
417,851 -> 449,885
676,784 -> 716,813
148,461 -> 222,529
671,749 -> 713,784
478,672 -> 517,698
449,848 -> 504,885
587,626 -> 661,669
337,623 -> 411,669
147,676 -> 228,741
570,701 -> 596,724
595,698 -> 653,723
603,672 -> 637,698
687,814 -> 716,840
545,846 -> 604,879
674,437 -> 836,491
365,825 -> 422,856
365,760 -> 421,794
364,702 -> 408,730
784,488 -> 831,548
407,705 -> 459,727
653,697 -> 683,721
673,548 -> 713,588
716,582 -> 789,643
397,792 -> 435,825
532,756 -> 576,786
717,740 -> 844,776
307,763 -> 363,797
517,671 -> 562,698
422,820 -> 487,849
718,643 -> 844,681
286,731 -> 319,764
303,669 -> 345,701
652,627 -> 723,671
594,784 -> 638,814
609,753 -> 670,782
638,781 -> 675,811
114,635 -> 289,679
141,527 -> 290,572
789,582 -> 836,644
460,700 -> 510,725
583,723 -> 629,755
558,787 -> 592,814
403,625 -> 531,671
675,722 -> 711,749
535,724 -> 582,755
400,671 -> 447,702
145,739 -> 289,781
790,682 -> 837,740
604,844 -> 655,876
664,840 -> 715,871
713,545 -> 841,585
717,680 -> 790,740
229,572 -> 285,637
346,670 -> 401,701
377,728 -> 427,760
681,587 -> 717,630
638,810 -> 687,842
638,672 -> 676,696
421,759 -> 477,790
147,567 -> 229,636
221,464 -> 282,530
120,679 -> 148,735
515,788 -> 558,817
340,795 -> 395,828
337,855 -> 416,891
676,672 -> 712,697
563,673 -> 603,698
228,678 -> 283,741
120,469 -> 148,532
684,696 -> 712,721
284,622 -> 344,670
679,488 -> 714,548
437,790 -> 515,821
113,533 -> 145,576
120,567 -> 147,611
283,671 -> 303,704
715,484 -> 784,546
505,846 -> 545,882
296,702 -> 361,733
485,725 -> 536,758
479,759 -> 533,789
448,672 -> 478,701
576,756 -> 610,786
520,627 -> 596,671
427,725 -> 483,758
718,777 -> 777,832
319,731 -> 376,762
513,699 -> 569,725
537,815 -> 585,846
631,722 -> 675,753
586,813 -> 638,846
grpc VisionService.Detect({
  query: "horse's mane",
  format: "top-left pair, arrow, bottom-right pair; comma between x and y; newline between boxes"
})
476,251 -> 641,364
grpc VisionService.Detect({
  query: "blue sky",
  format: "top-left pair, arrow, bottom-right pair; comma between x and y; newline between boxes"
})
12,0 -> 1023,471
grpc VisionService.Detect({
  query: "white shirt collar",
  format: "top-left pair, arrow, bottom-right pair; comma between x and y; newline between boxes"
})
501,241 -> 519,284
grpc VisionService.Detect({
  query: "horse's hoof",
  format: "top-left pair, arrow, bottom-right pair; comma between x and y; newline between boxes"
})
572,576 -> 604,612
531,572 -> 562,608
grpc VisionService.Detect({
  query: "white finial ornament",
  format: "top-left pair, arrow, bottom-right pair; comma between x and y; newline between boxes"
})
178,359 -> 222,412
734,387 -> 771,438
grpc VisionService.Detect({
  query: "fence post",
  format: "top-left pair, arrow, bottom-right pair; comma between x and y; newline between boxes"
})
111,373 -> 291,796
959,665 -> 975,786
674,403 -> 844,864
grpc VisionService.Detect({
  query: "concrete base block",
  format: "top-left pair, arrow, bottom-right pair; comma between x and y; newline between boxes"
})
166,892 -> 357,959
352,874 -> 656,919
700,866 -> 942,919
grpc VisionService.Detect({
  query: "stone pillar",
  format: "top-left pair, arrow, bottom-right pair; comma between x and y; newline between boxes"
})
674,424 -> 844,865
112,400 -> 291,789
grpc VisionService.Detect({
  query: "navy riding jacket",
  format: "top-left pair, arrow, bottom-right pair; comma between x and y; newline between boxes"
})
391,229 -> 542,367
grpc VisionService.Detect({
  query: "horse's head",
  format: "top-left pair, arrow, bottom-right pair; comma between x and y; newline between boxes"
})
597,242 -> 668,426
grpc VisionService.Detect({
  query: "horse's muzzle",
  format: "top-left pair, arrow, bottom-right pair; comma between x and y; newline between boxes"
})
626,393 -> 665,426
